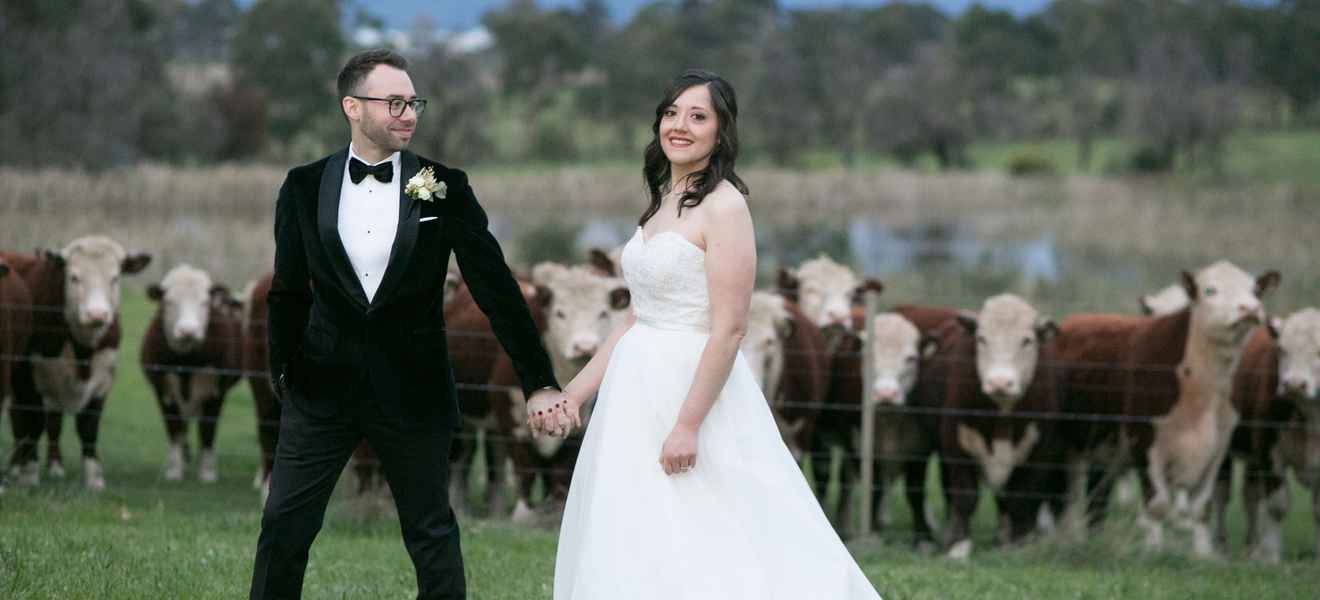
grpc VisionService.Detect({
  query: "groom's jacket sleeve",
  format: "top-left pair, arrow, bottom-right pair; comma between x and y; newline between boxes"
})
267,171 -> 313,391
444,167 -> 560,397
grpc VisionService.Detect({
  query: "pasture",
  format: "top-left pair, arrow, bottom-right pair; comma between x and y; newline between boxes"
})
3,147 -> 1320,598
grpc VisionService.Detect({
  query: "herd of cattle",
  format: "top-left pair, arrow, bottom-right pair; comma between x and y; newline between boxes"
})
1,234 -> 1318,565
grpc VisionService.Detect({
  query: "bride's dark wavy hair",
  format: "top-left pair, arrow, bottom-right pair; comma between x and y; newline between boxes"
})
639,69 -> 749,226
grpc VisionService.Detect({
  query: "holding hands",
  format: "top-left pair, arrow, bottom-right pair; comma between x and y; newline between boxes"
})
526,389 -> 581,438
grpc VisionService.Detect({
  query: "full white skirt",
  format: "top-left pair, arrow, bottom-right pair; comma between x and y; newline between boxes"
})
553,323 -> 882,599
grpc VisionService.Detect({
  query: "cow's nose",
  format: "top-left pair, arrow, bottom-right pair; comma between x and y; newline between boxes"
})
873,384 -> 899,405
571,339 -> 598,358
1238,303 -> 1262,321
83,310 -> 109,327
986,376 -> 1016,395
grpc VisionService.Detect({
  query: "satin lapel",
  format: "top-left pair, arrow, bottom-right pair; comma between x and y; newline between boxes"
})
371,151 -> 421,310
317,148 -> 370,310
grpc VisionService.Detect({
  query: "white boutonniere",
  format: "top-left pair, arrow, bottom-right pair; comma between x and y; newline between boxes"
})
405,166 -> 445,202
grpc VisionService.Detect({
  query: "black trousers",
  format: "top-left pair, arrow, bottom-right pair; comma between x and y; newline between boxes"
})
250,376 -> 464,600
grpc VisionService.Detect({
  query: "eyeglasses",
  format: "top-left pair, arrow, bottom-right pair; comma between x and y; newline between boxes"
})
350,96 -> 428,118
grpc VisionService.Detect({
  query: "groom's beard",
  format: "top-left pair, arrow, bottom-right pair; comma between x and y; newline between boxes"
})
362,113 -> 413,153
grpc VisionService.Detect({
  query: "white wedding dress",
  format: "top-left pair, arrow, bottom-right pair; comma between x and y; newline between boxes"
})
553,225 -> 882,599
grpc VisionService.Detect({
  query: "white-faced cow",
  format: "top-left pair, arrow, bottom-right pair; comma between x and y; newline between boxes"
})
831,312 -> 942,547
1211,309 -> 1320,562
1056,261 -> 1279,557
3,237 -> 151,489
777,255 -> 884,330
937,294 -> 1063,559
495,262 -> 630,523
140,265 -> 243,483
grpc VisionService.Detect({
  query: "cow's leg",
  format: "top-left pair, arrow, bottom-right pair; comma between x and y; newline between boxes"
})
509,442 -> 537,525
251,380 -> 281,493
1145,443 -> 1174,520
447,431 -> 474,515
1211,456 -> 1234,551
159,399 -> 187,481
1136,465 -> 1165,550
1310,480 -> 1320,560
197,396 -> 223,483
1186,444 -> 1234,558
943,461 -> 980,560
810,439 -> 834,508
7,364 -> 43,486
874,458 -> 895,530
44,410 -> 65,478
483,429 -> 511,516
1247,450 -> 1288,564
835,448 -> 859,539
1085,462 -> 1118,530
75,396 -> 107,490
905,451 -> 935,552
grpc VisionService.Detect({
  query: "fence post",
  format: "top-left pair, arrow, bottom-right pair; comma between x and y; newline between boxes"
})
857,290 -> 880,536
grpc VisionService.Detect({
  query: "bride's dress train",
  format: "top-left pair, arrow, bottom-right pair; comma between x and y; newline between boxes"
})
553,220 -> 882,599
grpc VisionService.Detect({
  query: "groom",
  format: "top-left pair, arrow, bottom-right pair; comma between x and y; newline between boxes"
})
250,49 -> 568,600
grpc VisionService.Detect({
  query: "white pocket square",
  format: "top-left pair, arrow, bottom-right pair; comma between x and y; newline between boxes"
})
419,216 -> 438,223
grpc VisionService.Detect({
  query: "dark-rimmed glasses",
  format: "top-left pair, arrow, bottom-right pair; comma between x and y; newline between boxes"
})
351,96 -> 428,118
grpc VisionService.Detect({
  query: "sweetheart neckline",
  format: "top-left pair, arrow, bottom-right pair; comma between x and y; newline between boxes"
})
635,226 -> 705,254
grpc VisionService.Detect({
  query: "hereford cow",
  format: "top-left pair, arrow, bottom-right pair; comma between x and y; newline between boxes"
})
0,258 -> 34,492
495,262 -> 629,523
240,272 -> 283,500
819,300 -> 959,540
741,292 -> 828,461
1056,261 -> 1279,556
3,237 -> 151,489
830,312 -> 942,545
936,294 -> 1063,559
777,255 -> 884,330
1211,309 -> 1320,562
140,265 -> 244,483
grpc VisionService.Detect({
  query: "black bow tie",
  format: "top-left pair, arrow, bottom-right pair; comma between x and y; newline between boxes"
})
349,157 -> 394,185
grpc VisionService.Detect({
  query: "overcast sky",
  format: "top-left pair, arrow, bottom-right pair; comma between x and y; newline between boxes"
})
339,0 -> 1051,30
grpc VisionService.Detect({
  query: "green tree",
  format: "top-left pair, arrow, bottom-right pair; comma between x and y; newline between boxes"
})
231,0 -> 345,148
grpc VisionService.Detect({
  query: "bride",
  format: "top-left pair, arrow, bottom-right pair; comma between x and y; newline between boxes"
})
526,69 -> 882,599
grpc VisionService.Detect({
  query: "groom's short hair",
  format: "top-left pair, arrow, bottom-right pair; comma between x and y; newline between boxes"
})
337,48 -> 409,99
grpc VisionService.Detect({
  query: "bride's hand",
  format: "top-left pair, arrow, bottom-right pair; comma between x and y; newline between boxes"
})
659,424 -> 698,475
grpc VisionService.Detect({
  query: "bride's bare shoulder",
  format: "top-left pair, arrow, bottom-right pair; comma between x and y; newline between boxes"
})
701,180 -> 749,218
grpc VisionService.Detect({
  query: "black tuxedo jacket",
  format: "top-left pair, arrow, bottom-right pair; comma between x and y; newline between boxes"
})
266,147 -> 557,426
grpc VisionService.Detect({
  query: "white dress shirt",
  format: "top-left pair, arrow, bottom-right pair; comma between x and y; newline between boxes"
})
339,144 -> 401,303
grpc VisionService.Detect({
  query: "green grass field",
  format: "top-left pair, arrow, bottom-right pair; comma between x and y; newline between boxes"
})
4,290 -> 1320,599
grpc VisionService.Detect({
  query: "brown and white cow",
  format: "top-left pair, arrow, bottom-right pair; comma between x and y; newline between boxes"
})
831,312 -> 942,546
937,294 -> 1063,559
3,237 -> 151,489
495,262 -> 630,523
1211,309 -> 1320,562
140,265 -> 244,483
0,258 -> 34,493
777,255 -> 884,330
1056,261 -> 1279,557
741,292 -> 829,462
240,272 -> 282,501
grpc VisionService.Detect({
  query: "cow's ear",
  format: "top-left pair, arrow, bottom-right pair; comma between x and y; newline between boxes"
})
920,334 -> 940,359
1036,317 -> 1060,343
146,283 -> 164,302
851,278 -> 885,304
122,252 -> 152,275
777,268 -> 799,302
1255,270 -> 1281,298
534,285 -> 554,308
1267,316 -> 1282,340
956,310 -> 979,334
587,248 -> 617,277
210,284 -> 236,307
609,287 -> 631,311
42,248 -> 66,269
1137,295 -> 1154,316
1180,270 -> 1198,301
